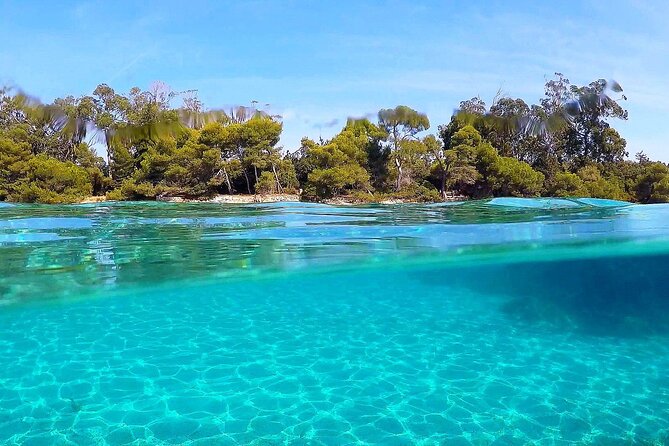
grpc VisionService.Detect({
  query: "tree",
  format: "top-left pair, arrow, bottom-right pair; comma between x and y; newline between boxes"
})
650,176 -> 669,203
548,172 -> 588,197
539,75 -> 628,167
0,74 -> 662,204
0,130 -> 31,200
489,156 -> 545,197
164,130 -> 223,196
474,142 -> 544,197
88,84 -> 130,178
378,106 -> 430,191
346,118 -> 387,189
241,117 -> 284,192
458,97 -> 487,115
561,80 -> 628,166
12,155 -> 92,203
430,126 -> 480,197
197,115 -> 284,194
297,122 -> 379,198
635,162 -> 669,203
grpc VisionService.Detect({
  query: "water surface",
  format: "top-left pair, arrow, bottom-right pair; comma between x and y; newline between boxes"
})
1,199 -> 668,445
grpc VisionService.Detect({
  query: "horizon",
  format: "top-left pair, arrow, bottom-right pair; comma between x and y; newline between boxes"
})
1,0 -> 668,160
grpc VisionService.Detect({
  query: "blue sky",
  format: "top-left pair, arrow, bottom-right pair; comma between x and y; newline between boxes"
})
1,0 -> 668,160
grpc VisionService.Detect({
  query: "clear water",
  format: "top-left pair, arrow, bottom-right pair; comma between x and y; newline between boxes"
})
1,199 -> 668,445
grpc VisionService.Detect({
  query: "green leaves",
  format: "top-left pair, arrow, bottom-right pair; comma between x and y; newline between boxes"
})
378,105 -> 430,141
0,74 -> 662,204
10,155 -> 92,203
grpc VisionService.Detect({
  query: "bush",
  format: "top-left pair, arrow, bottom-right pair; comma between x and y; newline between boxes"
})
392,184 -> 442,202
107,179 -> 160,200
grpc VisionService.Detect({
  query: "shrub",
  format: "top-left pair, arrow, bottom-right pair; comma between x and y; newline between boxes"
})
393,184 -> 442,202
107,179 -> 160,200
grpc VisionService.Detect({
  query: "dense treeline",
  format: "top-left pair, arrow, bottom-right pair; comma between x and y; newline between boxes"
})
2,74 -> 669,204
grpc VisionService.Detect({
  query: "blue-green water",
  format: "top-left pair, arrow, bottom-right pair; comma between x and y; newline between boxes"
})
1,199 -> 668,445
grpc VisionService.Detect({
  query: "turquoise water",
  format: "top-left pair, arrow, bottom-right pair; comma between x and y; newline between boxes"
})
1,199 -> 668,445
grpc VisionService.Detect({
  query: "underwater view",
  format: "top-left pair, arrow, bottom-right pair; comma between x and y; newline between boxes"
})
1,199 -> 669,445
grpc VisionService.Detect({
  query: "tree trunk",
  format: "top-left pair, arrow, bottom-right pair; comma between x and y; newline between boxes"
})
271,163 -> 283,193
243,170 -> 252,194
395,156 -> 402,192
107,146 -> 113,179
254,166 -> 259,183
237,146 -> 252,194
440,172 -> 447,199
222,166 -> 233,194
105,131 -> 114,179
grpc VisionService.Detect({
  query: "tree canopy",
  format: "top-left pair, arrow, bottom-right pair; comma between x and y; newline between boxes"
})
1,75 -> 667,204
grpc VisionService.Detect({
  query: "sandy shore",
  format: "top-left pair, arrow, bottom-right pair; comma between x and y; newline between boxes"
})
157,194 -> 301,203
79,196 -> 109,203
79,193 -> 466,205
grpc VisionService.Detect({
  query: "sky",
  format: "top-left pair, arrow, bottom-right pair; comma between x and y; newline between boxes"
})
1,0 -> 668,160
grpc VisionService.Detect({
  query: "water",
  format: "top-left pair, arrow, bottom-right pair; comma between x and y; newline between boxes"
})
1,199 -> 668,445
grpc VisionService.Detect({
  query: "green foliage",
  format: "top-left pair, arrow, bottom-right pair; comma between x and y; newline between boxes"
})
378,106 -> 430,141
300,122 -> 382,198
378,105 -> 430,191
256,171 -> 279,194
451,125 -> 482,149
109,145 -> 135,183
11,155 -> 91,203
491,157 -> 545,197
650,176 -> 669,203
548,172 -> 587,197
0,76 -> 663,204
274,158 -> 299,193
634,162 -> 669,203
388,183 -> 442,202
163,133 -> 221,196
483,158 -> 541,197
307,165 -> 370,199
576,165 -> 628,200
387,139 -> 431,190
429,126 -> 480,197
473,141 -> 544,197
107,178 -> 159,201
0,132 -> 31,200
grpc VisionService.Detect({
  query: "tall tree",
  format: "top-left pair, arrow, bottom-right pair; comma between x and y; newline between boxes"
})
88,84 -> 130,179
430,126 -> 481,198
378,105 -> 430,191
561,79 -> 628,166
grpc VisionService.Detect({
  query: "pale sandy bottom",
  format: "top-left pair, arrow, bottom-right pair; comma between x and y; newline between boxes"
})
0,268 -> 667,445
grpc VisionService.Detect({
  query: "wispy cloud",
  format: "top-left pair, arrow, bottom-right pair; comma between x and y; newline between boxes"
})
108,51 -> 154,83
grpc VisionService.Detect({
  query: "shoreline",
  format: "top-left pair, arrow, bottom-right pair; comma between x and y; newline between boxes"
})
78,193 -> 468,205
